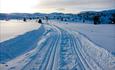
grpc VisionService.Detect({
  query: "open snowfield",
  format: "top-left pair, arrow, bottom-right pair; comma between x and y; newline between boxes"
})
0,20 -> 41,42
0,20 -> 115,70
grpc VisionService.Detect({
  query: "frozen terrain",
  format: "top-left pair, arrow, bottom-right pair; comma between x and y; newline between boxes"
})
0,20 -> 115,70
51,20 -> 115,54
0,20 -> 41,42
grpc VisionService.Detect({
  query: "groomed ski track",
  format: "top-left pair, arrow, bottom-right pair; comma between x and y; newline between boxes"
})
1,24 -> 114,70
21,24 -> 107,70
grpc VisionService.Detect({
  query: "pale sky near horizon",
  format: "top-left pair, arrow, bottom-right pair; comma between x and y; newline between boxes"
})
0,0 -> 115,13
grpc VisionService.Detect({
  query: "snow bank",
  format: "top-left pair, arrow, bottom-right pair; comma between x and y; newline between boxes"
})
0,29 -> 51,70
0,24 -> 45,63
74,32 -> 115,70
0,20 -> 41,42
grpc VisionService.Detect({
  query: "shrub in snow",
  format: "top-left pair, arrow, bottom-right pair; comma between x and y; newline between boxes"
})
38,19 -> 42,24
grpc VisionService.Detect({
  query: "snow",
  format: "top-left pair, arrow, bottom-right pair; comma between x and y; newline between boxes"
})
0,20 -> 41,42
0,20 -> 115,70
52,20 -> 115,54
73,32 -> 115,70
0,28 -> 51,70
0,22 -> 44,63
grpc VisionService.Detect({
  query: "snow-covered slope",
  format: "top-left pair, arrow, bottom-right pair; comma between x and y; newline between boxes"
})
0,22 -> 115,70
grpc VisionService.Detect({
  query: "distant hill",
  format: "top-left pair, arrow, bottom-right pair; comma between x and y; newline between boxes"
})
77,9 -> 115,24
0,9 -> 115,24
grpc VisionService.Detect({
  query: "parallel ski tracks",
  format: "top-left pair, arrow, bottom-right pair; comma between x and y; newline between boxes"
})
21,24 -> 102,70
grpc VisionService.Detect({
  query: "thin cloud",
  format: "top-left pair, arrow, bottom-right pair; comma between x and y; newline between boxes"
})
56,8 -> 66,11
35,0 -> 115,13
1,0 -> 115,13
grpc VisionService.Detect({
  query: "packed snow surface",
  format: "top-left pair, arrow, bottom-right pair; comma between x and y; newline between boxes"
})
51,20 -> 115,54
0,20 -> 115,70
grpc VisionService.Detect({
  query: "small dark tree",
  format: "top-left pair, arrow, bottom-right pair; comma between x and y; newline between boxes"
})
61,17 -> 63,21
23,18 -> 26,22
29,17 -> 32,20
93,15 -> 100,25
37,17 -> 39,19
64,19 -> 67,21
83,19 -> 85,23
38,19 -> 42,24
110,14 -> 115,24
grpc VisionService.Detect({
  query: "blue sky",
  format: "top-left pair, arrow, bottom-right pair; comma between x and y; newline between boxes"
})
0,0 -> 115,13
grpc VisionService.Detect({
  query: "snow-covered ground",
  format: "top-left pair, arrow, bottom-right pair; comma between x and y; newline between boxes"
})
0,20 -> 41,42
0,20 -> 115,70
51,20 -> 115,54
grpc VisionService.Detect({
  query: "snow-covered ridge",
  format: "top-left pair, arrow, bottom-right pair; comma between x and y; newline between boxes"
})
0,9 -> 115,24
